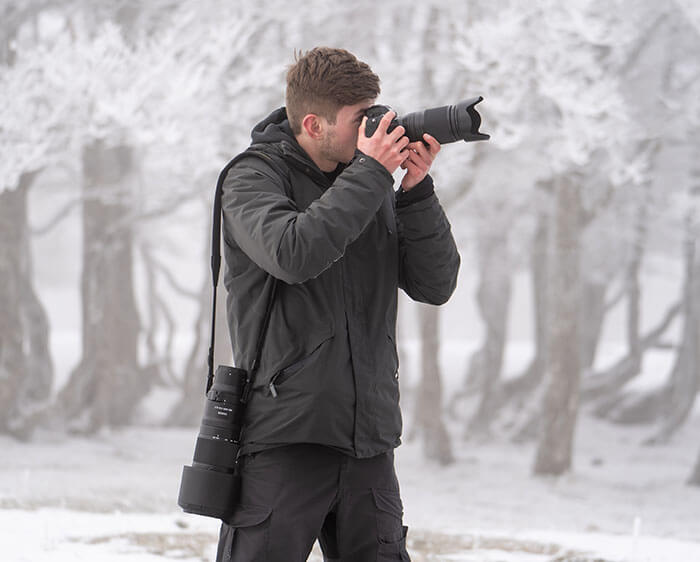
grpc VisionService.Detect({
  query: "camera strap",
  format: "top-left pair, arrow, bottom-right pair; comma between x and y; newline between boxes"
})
206,149 -> 288,396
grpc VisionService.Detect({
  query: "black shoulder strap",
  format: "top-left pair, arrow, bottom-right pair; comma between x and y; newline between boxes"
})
206,147 -> 289,395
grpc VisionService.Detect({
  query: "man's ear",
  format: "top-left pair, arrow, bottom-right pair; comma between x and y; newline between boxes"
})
301,114 -> 324,140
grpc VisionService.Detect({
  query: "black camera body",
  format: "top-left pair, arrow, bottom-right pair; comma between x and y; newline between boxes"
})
364,96 -> 490,144
178,365 -> 248,519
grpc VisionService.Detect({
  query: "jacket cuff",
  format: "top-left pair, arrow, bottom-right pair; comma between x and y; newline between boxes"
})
395,175 -> 434,208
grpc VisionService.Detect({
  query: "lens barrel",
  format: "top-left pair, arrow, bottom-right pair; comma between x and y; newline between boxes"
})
364,97 -> 490,144
177,365 -> 248,519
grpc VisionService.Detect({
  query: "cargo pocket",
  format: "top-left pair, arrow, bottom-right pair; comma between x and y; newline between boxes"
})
372,488 -> 406,541
216,504 -> 272,562
377,525 -> 410,561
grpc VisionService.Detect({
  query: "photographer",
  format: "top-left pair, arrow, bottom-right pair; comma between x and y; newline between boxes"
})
216,47 -> 460,561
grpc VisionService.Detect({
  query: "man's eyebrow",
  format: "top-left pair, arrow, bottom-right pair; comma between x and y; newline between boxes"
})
354,108 -> 366,118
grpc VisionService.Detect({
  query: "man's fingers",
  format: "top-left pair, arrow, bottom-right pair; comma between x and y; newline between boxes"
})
403,156 -> 422,175
377,111 -> 396,135
358,115 -> 367,136
423,133 -> 441,154
389,124 -> 406,143
406,151 -> 427,171
408,140 -> 431,162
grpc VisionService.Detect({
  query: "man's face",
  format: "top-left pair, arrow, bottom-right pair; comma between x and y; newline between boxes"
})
319,100 -> 374,166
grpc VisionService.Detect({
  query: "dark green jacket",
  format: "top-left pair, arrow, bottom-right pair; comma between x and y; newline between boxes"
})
221,108 -> 460,458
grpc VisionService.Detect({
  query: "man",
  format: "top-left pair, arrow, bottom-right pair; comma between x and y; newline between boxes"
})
217,47 -> 460,561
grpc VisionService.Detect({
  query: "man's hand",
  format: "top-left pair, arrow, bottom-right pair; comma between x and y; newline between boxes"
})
357,111 -> 410,174
399,134 -> 441,190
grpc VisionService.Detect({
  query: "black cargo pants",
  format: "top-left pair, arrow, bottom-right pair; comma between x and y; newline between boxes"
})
215,444 -> 410,561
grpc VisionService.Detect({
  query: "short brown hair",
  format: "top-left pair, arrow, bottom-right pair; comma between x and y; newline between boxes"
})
285,47 -> 381,135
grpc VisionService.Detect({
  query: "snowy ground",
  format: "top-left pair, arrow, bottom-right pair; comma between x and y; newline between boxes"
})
2,329 -> 699,561
1,404 -> 699,562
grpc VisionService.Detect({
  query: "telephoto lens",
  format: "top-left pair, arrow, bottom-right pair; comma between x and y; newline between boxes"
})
177,365 -> 248,519
364,97 -> 490,144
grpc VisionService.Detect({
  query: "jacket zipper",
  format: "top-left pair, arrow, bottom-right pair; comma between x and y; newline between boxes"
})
268,336 -> 332,398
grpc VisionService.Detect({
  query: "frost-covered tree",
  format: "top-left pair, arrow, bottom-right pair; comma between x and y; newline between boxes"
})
453,0 -> 645,474
485,1 -> 700,473
0,1 -> 274,431
629,12 -> 699,442
45,9 -> 162,430
66,3 -> 281,431
390,4 -> 459,463
580,4 -> 698,434
0,2 -> 68,439
167,3 -> 287,425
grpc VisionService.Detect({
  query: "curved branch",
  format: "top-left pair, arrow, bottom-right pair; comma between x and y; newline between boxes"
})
30,198 -> 82,236
584,301 -> 681,401
149,253 -> 200,300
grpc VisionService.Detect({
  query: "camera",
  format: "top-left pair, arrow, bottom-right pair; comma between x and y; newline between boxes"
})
364,96 -> 490,144
177,365 -> 248,519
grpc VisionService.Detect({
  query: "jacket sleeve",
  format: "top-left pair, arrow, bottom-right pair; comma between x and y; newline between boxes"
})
395,175 -> 461,304
222,152 -> 395,284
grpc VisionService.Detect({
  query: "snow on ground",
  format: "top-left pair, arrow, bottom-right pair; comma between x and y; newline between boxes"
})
2,331 -> 699,561
1,405 -> 699,562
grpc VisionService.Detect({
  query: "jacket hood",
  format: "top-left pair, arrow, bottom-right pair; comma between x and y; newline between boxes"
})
249,106 -> 338,181
251,107 -> 295,145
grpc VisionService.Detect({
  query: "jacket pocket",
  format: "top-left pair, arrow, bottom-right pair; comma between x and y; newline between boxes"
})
267,335 -> 334,397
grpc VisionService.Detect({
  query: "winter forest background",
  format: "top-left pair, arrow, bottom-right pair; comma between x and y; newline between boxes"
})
1,0 -> 700,560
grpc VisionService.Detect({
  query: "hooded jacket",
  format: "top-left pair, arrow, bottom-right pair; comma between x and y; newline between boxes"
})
221,107 -> 460,458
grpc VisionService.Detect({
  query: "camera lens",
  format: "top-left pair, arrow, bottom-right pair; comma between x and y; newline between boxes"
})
191,366 -> 246,471
364,98 -> 489,145
178,365 -> 248,519
399,98 -> 490,144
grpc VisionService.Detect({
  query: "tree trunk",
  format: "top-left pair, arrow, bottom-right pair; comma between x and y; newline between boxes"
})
140,242 -> 175,383
503,212 -> 549,443
168,276 -> 208,427
0,172 -> 53,440
507,214 -> 603,445
502,212 -> 549,405
689,447 -> 700,486
0,0 -> 53,442
169,209 -> 232,426
600,213 -> 698,430
411,305 -> 454,465
56,141 -> 145,432
534,177 -> 582,476
584,199 -> 649,403
465,230 -> 511,439
169,280 -> 231,426
600,162 -> 700,430
626,213 -> 645,364
580,279 -> 606,372
586,302 -> 679,409
645,220 -> 699,443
